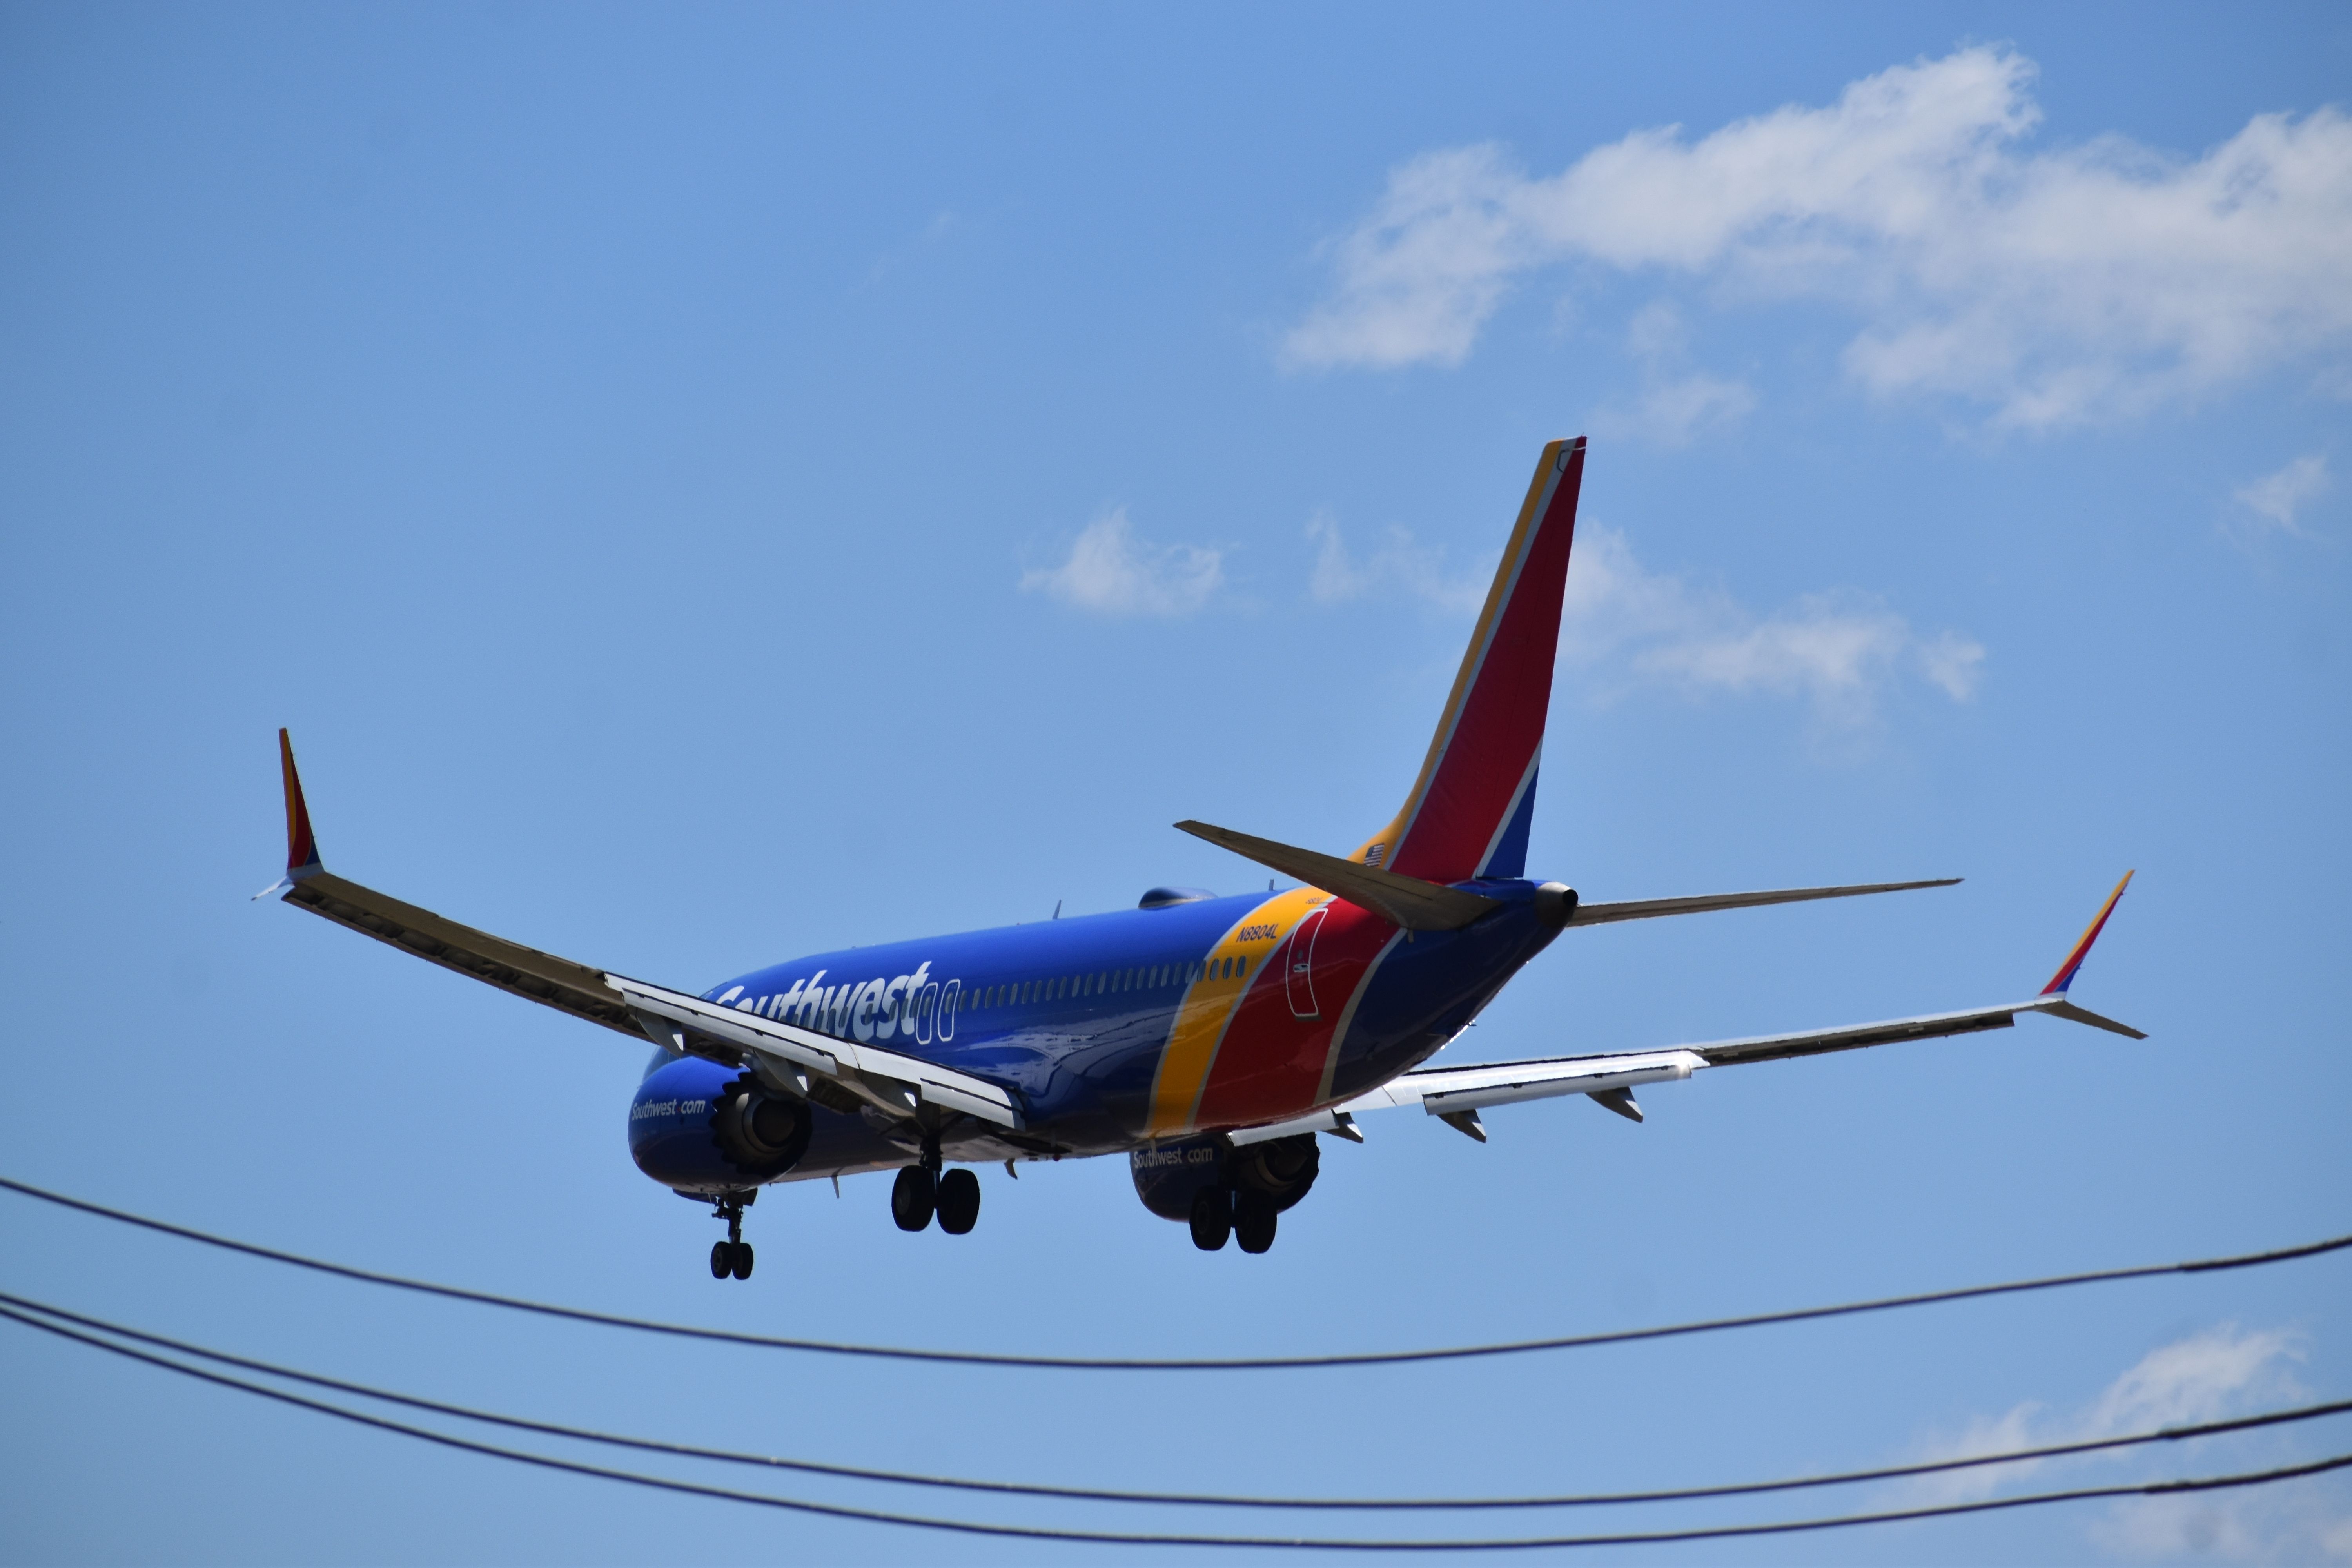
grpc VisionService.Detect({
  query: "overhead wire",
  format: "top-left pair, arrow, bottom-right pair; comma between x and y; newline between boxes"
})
5,1174 -> 2347,1372
4,1300 -> 2347,1552
2,1288 -> 2347,1515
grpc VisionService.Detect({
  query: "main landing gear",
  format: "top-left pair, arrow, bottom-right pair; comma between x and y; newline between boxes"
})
891,1135 -> 981,1235
708,1192 -> 753,1281
1190,1186 -> 1277,1254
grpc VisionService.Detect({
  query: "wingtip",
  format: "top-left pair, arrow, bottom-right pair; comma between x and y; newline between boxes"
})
278,728 -> 321,877
2039,870 -> 2135,996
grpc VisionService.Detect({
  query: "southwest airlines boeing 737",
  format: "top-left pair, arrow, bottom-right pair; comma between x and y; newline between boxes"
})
260,438 -> 2141,1278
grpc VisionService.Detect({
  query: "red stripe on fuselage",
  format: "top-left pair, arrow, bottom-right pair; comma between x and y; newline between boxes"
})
1193,900 -> 1397,1128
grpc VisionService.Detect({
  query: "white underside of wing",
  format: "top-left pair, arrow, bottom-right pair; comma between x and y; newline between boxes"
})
608,976 -> 1025,1130
1228,1050 -> 1704,1144
1225,991 -> 2140,1145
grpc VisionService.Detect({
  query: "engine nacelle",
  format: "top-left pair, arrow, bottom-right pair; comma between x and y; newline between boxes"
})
1129,1132 -> 1320,1222
629,1053 -> 813,1194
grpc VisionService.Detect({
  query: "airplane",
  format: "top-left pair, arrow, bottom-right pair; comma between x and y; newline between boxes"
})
258,437 -> 2142,1279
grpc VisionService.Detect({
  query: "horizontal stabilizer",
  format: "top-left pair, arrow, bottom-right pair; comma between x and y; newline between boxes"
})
1568,878 -> 1959,926
1175,820 -> 1502,931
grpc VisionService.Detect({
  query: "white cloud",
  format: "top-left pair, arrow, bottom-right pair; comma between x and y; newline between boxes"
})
1307,512 -> 1492,613
1285,49 -> 2352,428
1900,1324 -> 2352,1560
1558,526 -> 1980,725
1020,508 -> 1223,617
1594,302 -> 1758,447
2232,453 -> 2331,537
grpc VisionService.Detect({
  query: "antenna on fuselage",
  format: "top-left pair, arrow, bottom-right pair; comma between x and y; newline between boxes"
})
1052,899 -> 1061,920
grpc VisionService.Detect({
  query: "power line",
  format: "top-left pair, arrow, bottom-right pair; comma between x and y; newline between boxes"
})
4,1301 -> 2347,1552
4,1173 -> 2346,1372
3,1288 -> 2346,1515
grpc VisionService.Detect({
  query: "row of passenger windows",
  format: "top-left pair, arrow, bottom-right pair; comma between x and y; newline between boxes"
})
960,954 -> 1250,1012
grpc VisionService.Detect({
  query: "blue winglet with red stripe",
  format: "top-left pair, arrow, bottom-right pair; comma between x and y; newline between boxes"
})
252,728 -> 324,900
2040,870 -> 2133,996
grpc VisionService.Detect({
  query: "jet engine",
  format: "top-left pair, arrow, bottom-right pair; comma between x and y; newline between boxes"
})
629,1053 -> 813,1193
1129,1131 -> 1320,1221
711,1072 -> 814,1176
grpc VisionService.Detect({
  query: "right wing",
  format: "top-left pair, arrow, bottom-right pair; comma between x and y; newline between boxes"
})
257,731 -> 1022,1131
1231,873 -> 2142,1146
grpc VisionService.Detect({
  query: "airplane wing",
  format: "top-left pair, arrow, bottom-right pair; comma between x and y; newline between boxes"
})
256,732 -> 1022,1131
1230,873 -> 2141,1147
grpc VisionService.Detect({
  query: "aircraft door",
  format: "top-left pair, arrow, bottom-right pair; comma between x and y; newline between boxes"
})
1286,906 -> 1328,1019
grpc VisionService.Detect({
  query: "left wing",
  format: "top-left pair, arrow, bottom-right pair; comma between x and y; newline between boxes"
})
257,731 -> 1022,1131
1231,873 -> 2141,1146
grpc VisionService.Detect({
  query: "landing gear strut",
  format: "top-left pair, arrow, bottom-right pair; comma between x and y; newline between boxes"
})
708,1192 -> 754,1281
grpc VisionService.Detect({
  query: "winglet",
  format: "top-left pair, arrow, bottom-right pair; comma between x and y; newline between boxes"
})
254,728 -> 323,899
2040,870 -> 2133,996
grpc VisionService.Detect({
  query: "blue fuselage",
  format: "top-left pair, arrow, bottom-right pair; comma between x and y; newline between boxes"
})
627,880 -> 1562,1194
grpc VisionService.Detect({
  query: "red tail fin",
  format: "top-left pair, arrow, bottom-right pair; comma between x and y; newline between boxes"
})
279,728 -> 321,875
1352,438 -> 1585,884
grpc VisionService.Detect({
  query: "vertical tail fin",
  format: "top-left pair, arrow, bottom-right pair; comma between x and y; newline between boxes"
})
1352,438 -> 1585,883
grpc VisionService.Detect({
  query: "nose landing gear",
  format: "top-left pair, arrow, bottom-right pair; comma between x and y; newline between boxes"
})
708,1192 -> 754,1281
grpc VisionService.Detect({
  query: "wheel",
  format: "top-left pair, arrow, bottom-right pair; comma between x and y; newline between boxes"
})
1189,1187 -> 1232,1252
891,1165 -> 936,1232
710,1240 -> 734,1278
936,1168 -> 980,1235
1234,1191 -> 1277,1255
731,1241 -> 755,1280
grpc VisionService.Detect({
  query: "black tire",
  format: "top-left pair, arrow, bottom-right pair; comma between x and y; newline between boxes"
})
1189,1187 -> 1232,1252
710,1241 -> 734,1279
891,1165 -> 936,1232
731,1241 -> 755,1281
1234,1191 -> 1278,1255
936,1168 -> 981,1236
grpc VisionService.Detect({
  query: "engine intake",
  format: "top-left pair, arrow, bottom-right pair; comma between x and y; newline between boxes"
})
711,1073 -> 813,1177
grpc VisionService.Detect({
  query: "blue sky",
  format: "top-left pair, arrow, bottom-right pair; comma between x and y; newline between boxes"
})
2,4 -> 2347,1563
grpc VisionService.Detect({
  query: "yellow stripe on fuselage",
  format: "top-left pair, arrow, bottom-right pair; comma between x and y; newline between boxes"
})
1146,887 -> 1329,1136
